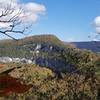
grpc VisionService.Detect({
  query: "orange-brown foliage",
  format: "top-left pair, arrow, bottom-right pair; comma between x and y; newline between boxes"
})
0,75 -> 32,96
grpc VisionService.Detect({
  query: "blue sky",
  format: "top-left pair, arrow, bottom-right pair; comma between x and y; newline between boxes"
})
25,0 -> 100,41
0,0 -> 100,41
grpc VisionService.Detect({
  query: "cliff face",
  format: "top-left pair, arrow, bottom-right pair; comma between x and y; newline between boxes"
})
31,42 -> 77,73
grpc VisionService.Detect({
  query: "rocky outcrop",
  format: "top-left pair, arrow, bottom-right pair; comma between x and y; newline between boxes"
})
0,35 -> 78,73
30,42 -> 77,73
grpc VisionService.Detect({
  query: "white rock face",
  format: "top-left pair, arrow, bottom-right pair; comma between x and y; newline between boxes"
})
0,57 -> 12,63
36,50 -> 40,54
32,60 -> 36,64
21,58 -> 32,64
35,44 -> 41,50
50,46 -> 53,50
0,57 -> 33,64
27,60 -> 32,64
12,58 -> 21,63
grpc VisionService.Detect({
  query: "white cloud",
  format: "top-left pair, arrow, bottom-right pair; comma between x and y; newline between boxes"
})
0,0 -> 46,28
93,16 -> 100,33
25,2 -> 46,13
22,2 -> 46,22
95,27 -> 100,33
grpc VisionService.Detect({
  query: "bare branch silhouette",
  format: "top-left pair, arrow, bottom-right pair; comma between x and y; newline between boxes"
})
0,1 -> 30,40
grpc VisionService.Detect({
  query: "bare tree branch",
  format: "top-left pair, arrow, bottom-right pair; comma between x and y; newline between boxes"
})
0,1 -> 30,40
0,30 -> 18,40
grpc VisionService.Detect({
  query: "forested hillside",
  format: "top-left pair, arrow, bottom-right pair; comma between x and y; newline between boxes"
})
0,35 -> 100,100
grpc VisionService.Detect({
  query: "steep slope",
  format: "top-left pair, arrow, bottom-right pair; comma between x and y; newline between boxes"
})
0,35 -> 99,74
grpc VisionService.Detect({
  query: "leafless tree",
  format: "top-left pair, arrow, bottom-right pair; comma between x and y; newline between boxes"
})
0,1 -> 30,40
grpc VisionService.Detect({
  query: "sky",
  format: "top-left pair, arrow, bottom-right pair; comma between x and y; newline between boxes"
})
0,0 -> 100,41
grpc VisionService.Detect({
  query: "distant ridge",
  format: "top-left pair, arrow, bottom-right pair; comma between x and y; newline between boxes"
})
0,34 -> 99,52
69,41 -> 100,53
